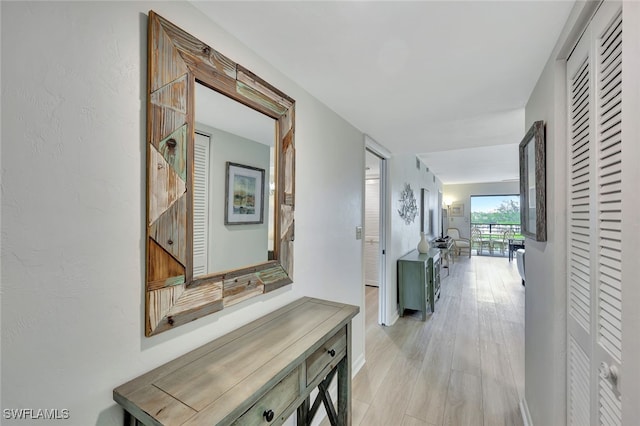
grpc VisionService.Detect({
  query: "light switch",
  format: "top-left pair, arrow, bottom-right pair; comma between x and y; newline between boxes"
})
356,226 -> 363,240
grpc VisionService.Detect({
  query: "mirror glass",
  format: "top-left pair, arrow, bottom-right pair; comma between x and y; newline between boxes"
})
194,82 -> 276,277
526,137 -> 536,232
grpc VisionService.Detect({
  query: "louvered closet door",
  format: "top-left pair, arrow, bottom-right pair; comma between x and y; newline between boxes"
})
595,8 -> 623,425
567,23 -> 594,426
566,2 -> 624,425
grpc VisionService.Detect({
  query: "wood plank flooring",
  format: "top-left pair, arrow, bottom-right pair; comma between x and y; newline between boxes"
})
325,255 -> 524,426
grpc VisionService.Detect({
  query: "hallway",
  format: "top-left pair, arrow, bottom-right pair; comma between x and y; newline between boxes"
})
350,255 -> 524,426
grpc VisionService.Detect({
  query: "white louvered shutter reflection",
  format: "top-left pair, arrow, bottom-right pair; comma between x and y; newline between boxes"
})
193,132 -> 210,277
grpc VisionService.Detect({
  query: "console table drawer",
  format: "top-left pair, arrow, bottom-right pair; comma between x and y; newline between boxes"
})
305,326 -> 347,385
232,367 -> 300,426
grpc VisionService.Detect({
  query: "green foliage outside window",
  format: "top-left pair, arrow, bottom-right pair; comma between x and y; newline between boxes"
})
471,199 -> 520,224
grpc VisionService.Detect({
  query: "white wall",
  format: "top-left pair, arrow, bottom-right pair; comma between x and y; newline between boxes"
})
0,2 -> 364,425
384,155 -> 443,325
620,4 -> 640,422
522,52 -> 567,426
443,181 -> 520,239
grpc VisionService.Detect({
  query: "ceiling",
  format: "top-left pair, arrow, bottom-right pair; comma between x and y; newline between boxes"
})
195,81 -> 274,147
192,1 -> 575,184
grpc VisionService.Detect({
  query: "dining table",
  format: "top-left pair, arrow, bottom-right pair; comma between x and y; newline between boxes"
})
508,238 -> 525,261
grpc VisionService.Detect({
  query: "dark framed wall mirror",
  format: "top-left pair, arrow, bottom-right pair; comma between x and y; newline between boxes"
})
519,120 -> 546,242
145,11 -> 296,336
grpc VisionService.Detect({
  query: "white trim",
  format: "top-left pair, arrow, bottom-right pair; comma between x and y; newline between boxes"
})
621,3 -> 640,423
365,136 -> 390,327
352,353 -> 366,377
365,134 -> 391,159
386,310 -> 399,327
555,1 -> 602,61
520,398 -> 533,426
377,157 -> 388,326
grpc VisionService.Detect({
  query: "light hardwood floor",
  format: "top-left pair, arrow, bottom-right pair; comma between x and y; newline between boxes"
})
329,255 -> 525,426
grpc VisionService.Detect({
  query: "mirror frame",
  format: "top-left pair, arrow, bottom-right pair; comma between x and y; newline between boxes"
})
519,120 -> 546,242
145,11 -> 295,336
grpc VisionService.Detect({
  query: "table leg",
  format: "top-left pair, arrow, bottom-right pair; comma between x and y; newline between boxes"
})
445,251 -> 450,276
398,263 -> 405,317
123,411 -> 142,426
337,323 -> 352,426
428,268 -> 435,314
297,397 -> 311,425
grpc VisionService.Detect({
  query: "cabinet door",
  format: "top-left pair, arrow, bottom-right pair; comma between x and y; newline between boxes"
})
399,260 -> 425,312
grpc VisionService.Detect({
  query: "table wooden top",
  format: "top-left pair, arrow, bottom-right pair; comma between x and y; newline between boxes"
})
114,297 -> 359,425
398,248 -> 441,262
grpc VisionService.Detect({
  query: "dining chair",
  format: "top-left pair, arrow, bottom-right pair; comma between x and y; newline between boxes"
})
503,229 -> 517,259
492,230 -> 511,256
471,227 -> 492,255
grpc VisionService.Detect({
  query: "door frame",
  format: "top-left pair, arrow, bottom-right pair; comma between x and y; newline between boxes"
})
365,136 -> 391,325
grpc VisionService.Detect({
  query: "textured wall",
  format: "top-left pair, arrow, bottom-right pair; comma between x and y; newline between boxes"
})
1,2 -> 364,425
385,155 -> 443,325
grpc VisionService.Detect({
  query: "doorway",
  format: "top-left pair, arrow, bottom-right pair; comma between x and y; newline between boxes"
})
364,176 -> 380,287
364,146 -> 387,325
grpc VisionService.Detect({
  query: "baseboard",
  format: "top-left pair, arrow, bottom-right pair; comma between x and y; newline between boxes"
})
352,352 -> 365,377
520,398 -> 533,426
386,310 -> 399,326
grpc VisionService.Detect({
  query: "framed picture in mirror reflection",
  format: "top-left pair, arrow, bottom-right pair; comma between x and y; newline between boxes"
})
225,162 -> 265,225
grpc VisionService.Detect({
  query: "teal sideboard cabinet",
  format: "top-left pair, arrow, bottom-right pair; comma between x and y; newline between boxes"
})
397,249 -> 441,320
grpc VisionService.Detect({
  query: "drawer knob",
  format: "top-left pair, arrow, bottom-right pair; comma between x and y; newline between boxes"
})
263,409 -> 275,422
328,349 -> 336,357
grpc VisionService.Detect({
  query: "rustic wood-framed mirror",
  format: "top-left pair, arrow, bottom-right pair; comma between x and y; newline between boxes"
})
145,11 -> 295,336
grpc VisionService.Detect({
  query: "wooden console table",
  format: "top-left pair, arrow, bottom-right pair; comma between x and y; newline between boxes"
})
508,238 -> 525,262
114,298 -> 359,425
397,249 -> 441,320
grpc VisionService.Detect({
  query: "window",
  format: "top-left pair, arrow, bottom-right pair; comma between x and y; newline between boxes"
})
470,194 -> 520,235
